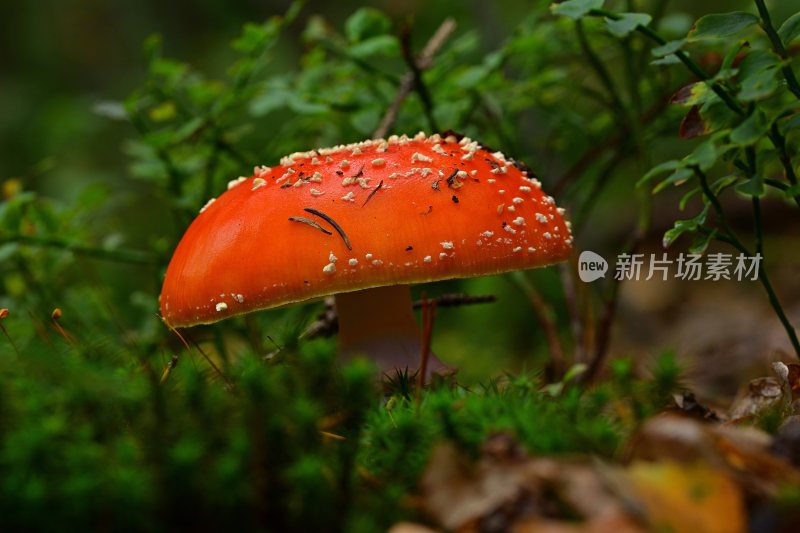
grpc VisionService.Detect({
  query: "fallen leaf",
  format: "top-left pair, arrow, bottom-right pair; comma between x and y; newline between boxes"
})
728,377 -> 783,420
387,522 -> 440,533
616,461 -> 745,533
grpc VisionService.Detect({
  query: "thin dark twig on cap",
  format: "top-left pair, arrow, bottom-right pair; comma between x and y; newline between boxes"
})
362,180 -> 384,207
374,18 -> 457,138
304,208 -> 352,250
288,216 -> 333,235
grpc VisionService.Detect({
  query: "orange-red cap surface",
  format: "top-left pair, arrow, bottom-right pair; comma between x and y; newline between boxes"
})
160,133 -> 573,327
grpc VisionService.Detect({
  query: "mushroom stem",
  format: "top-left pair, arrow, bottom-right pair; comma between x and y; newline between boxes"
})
335,284 -> 450,377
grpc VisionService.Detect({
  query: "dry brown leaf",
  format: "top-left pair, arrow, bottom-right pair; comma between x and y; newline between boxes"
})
513,513 -> 644,533
728,377 -> 783,420
421,435 -> 635,532
420,441 -> 527,530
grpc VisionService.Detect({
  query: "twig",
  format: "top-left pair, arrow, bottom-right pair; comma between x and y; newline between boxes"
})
694,167 -> 800,357
553,91 -> 672,196
304,208 -> 352,250
768,123 -> 800,207
417,294 -> 436,396
582,232 -> 644,384
50,308 -> 77,349
159,354 -> 179,384
754,0 -> 800,100
0,309 -> 21,357
575,20 -> 630,125
414,293 -> 496,309
191,338 -> 234,387
512,272 -> 565,380
373,18 -> 456,138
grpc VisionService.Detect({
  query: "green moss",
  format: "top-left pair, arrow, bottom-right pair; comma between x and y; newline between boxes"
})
0,334 -> 679,531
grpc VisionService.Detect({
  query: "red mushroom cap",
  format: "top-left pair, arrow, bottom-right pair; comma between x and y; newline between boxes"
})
160,132 -> 573,327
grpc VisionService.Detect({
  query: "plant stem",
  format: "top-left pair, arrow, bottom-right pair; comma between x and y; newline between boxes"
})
512,271 -> 566,380
758,267 -> 800,357
399,25 -> 440,134
695,168 -> 800,357
575,20 -> 631,126
768,124 -> 800,207
754,0 -> 800,100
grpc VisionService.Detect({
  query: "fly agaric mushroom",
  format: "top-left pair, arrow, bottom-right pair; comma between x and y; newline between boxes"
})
160,132 -> 572,375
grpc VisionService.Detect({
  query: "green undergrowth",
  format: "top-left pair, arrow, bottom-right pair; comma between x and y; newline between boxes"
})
0,338 -> 680,532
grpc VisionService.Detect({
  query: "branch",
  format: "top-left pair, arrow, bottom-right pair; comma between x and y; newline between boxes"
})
373,18 -> 457,138
754,0 -> 800,100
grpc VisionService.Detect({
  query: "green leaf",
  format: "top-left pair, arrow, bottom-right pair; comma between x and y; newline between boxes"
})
232,20 -> 280,54
142,34 -> 162,65
651,55 -> 681,66
738,49 -> 781,78
782,113 -> 800,135
550,0 -> 605,20
637,159 -> 683,188
348,35 -> 399,58
653,167 -> 693,193
670,82 -> 715,106
249,80 -> 293,116
685,138 -> 719,171
696,98 -> 737,135
349,106 -> 381,134
605,13 -> 652,37
345,8 -> 391,42
785,183 -> 800,197
730,110 -> 769,146
679,187 -> 700,210
689,229 -> 715,254
738,68 -> 779,101
287,94 -> 328,115
688,12 -> 758,41
662,207 -> 708,248
735,176 -> 764,197
713,68 -> 738,82
172,117 -> 205,143
711,174 -> 740,196
148,101 -> 176,122
652,39 -> 686,57
778,12 -> 800,45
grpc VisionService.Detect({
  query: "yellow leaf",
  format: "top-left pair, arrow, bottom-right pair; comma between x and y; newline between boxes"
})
624,461 -> 744,533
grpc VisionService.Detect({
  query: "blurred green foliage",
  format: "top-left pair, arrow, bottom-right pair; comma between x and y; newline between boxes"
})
1,0 -> 799,529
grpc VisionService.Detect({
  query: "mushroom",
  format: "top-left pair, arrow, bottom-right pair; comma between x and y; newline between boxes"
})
159,132 -> 572,376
